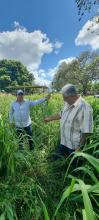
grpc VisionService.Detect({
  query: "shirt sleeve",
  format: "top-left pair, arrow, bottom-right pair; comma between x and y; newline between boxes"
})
80,105 -> 93,133
29,98 -> 47,106
9,103 -> 14,123
59,103 -> 68,118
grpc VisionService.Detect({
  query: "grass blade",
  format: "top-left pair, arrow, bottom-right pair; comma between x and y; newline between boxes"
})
0,213 -> 5,220
74,166 -> 98,183
78,179 -> 95,220
53,179 -> 75,219
82,209 -> 87,220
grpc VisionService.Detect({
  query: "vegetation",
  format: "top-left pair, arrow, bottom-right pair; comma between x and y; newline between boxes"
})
0,60 -> 34,92
75,0 -> 99,21
0,93 -> 99,220
52,51 -> 99,95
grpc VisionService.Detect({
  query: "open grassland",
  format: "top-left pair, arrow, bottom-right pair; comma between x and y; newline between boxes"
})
0,94 -> 99,220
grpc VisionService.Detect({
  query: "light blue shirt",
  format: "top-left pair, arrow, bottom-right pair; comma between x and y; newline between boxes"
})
9,98 -> 47,127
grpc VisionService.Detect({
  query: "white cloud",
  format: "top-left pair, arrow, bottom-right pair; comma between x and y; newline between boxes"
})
0,23 -> 53,69
75,16 -> 99,50
0,21 -> 69,86
54,41 -> 63,49
31,70 -> 51,86
14,21 -> 20,28
58,57 -> 76,65
54,40 -> 63,54
30,57 -> 76,86
0,22 -> 63,69
14,21 -> 26,31
28,65 -> 57,86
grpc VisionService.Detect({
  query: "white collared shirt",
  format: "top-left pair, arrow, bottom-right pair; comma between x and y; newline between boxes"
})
9,98 -> 46,128
60,97 -> 93,150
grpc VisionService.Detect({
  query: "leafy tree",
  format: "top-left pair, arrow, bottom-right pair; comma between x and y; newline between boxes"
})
75,0 -> 99,36
52,51 -> 99,95
75,0 -> 99,21
0,59 -> 34,91
0,75 -> 11,90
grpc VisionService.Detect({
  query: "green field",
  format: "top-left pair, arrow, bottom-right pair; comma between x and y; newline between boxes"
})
0,94 -> 99,220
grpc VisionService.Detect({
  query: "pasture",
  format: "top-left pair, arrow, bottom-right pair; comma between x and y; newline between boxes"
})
0,94 -> 99,220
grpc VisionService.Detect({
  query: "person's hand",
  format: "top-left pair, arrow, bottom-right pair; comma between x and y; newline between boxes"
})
75,147 -> 80,152
45,93 -> 51,101
44,117 -> 51,123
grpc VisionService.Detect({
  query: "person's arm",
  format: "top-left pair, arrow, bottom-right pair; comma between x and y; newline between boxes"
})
80,133 -> 88,146
29,94 -> 51,107
76,106 -> 93,151
44,114 -> 61,123
76,133 -> 91,151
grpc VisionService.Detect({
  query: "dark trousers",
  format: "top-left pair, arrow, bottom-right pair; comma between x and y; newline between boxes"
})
53,144 -> 82,170
53,144 -> 75,160
16,124 -> 34,150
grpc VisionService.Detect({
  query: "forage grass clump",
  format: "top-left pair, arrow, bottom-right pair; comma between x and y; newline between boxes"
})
0,94 -> 99,220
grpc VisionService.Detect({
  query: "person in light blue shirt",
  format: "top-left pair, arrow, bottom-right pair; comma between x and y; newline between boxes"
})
9,89 -> 50,150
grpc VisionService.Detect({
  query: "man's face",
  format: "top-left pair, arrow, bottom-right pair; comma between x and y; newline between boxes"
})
63,95 -> 77,105
17,94 -> 24,102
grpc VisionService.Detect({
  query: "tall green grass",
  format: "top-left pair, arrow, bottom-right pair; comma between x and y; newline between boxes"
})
0,94 -> 99,219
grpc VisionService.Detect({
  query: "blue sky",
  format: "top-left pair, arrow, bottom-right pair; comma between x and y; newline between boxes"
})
0,0 -> 98,85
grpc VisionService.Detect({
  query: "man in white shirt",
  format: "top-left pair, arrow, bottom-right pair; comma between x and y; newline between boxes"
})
9,89 -> 50,150
44,84 -> 93,160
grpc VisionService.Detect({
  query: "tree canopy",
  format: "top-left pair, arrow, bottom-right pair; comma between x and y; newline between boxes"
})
0,59 -> 34,92
52,51 -> 99,95
75,0 -> 99,21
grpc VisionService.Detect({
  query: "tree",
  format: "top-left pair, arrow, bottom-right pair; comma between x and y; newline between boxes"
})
52,51 -> 99,95
77,51 -> 99,94
0,60 -> 34,91
0,75 -> 11,91
75,0 -> 99,36
75,0 -> 99,21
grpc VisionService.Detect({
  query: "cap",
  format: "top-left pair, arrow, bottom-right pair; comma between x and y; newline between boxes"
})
16,89 -> 24,95
61,84 -> 77,97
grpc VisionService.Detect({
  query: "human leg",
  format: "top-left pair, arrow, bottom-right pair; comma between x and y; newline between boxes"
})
24,124 -> 34,150
16,127 -> 24,150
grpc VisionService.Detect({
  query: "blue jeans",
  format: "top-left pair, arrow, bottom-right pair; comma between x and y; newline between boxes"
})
16,124 -> 34,150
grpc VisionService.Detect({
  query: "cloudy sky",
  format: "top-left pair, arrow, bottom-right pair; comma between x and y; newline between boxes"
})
0,0 -> 99,86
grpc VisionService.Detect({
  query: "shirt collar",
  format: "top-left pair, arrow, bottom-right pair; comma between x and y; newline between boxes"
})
16,100 -> 25,103
73,96 -> 82,107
